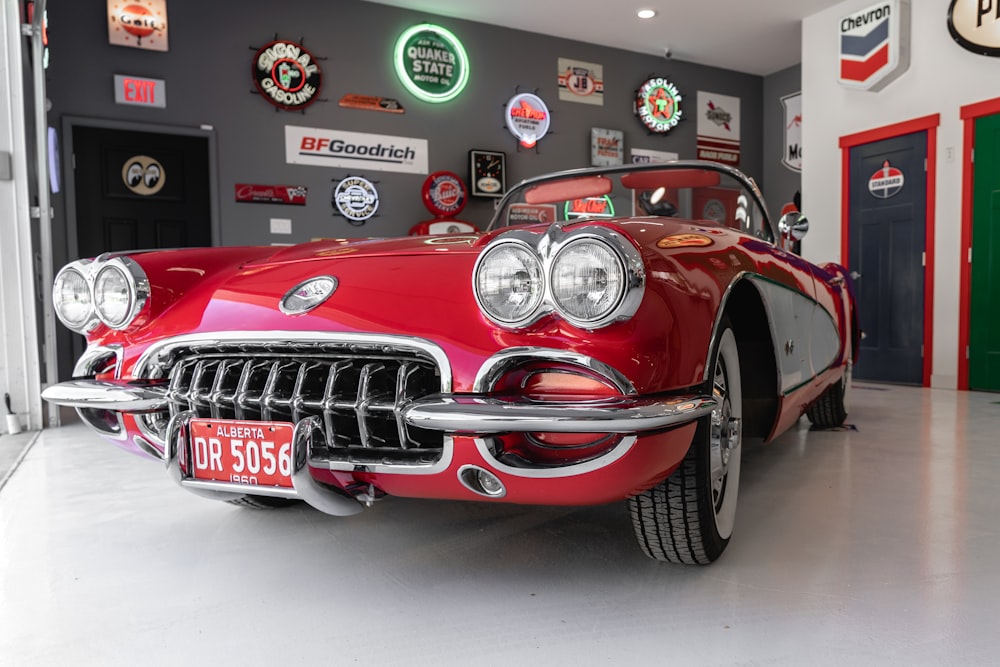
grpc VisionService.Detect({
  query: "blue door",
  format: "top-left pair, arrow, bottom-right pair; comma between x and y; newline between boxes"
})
848,132 -> 927,384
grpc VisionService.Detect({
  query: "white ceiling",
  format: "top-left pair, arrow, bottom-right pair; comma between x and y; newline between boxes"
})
364,0 -> 845,76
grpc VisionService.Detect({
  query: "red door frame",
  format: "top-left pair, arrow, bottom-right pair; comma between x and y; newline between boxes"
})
839,114 -> 939,388
958,97 -> 1000,390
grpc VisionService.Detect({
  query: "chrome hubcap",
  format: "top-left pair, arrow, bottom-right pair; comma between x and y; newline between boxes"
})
709,357 -> 742,512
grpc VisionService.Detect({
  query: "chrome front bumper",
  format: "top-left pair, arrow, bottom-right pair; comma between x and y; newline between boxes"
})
42,379 -> 716,435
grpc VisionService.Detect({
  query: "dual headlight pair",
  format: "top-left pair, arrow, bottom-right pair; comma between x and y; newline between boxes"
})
53,256 -> 150,333
473,225 -> 645,330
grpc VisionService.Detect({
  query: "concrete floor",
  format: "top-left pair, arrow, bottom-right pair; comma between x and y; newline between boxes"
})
1,383 -> 999,665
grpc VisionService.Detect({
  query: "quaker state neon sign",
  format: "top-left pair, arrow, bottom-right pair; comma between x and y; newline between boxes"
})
394,24 -> 469,103
637,77 -> 683,134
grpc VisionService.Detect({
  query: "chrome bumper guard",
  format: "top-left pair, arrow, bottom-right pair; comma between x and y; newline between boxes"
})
164,412 -> 363,516
43,379 -> 716,435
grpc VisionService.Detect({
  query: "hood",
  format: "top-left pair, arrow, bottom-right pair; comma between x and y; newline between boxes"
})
246,234 -> 485,266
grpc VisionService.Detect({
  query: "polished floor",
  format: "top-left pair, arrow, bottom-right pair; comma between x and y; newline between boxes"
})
1,384 -> 999,665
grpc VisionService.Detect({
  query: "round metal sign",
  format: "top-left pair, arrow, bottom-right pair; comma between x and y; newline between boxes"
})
421,171 -> 467,217
122,155 -> 165,196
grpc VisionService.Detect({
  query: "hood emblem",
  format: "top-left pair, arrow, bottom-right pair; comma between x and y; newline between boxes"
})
280,276 -> 338,315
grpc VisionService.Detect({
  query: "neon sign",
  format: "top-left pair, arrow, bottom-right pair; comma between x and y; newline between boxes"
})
637,77 -> 683,134
394,24 -> 469,103
505,93 -> 551,149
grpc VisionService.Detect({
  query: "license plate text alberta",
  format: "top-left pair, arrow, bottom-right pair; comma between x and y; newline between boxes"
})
190,420 -> 294,488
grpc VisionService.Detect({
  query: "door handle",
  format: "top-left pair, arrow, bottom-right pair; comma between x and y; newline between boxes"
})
849,270 -> 862,280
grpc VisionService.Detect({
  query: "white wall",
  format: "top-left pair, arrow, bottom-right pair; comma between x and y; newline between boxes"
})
802,1 -> 999,390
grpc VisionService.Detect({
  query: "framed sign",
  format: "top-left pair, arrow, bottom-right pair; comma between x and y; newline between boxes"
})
107,0 -> 168,51
591,128 -> 623,166
469,150 -> 506,197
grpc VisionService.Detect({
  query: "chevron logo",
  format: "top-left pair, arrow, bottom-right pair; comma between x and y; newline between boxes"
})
838,1 -> 910,91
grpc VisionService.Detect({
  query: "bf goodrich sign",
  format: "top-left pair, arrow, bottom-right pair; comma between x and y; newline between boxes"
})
285,126 -> 429,174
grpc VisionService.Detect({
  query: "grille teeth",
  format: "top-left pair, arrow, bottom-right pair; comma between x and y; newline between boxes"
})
146,346 -> 443,465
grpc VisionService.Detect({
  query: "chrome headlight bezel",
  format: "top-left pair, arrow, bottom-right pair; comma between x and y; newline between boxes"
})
549,237 -> 630,329
52,255 -> 150,334
53,261 -> 99,333
472,234 -> 546,328
472,225 -> 645,331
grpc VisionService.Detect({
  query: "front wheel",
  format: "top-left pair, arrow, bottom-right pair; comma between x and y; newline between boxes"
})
628,325 -> 743,564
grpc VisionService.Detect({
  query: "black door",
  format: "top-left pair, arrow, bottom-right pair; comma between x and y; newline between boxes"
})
72,126 -> 212,258
848,132 -> 927,384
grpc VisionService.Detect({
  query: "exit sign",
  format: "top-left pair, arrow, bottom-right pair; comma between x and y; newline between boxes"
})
113,74 -> 166,108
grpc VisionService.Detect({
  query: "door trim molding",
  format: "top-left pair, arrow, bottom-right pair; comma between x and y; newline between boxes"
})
957,97 -> 1000,390
61,116 -> 221,263
838,114 -> 939,388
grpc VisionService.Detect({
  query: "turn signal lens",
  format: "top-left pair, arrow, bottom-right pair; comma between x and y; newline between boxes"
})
474,242 -> 543,326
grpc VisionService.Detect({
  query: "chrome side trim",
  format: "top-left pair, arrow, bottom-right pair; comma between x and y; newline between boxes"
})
473,436 -> 638,479
133,331 -> 452,392
134,435 -> 164,459
402,395 -> 715,434
72,344 -> 123,378
41,379 -> 168,412
473,347 -> 636,394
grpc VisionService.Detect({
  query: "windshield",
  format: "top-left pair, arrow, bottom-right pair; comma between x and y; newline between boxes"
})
489,160 -> 774,243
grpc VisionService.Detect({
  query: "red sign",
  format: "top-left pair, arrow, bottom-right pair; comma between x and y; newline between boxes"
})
235,183 -> 307,205
114,74 -> 166,107
339,94 -> 405,114
421,171 -> 467,217
189,419 -> 294,489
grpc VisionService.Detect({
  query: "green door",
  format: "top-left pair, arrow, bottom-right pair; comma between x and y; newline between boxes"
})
971,114 -> 1000,391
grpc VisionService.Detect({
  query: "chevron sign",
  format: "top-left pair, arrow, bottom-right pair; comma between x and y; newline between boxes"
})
838,0 -> 911,91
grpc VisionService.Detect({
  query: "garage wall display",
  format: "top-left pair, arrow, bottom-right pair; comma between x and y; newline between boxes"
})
286,126 -> 429,174
235,184 -> 307,205
557,58 -> 604,106
253,40 -> 322,111
631,147 -> 679,163
838,0 -> 911,91
781,92 -> 802,172
421,171 -> 467,217
591,128 -> 623,166
696,91 -> 741,166
636,77 -> 683,134
332,176 -> 379,224
107,0 -> 168,51
505,93 -> 551,149
113,74 -> 165,108
122,155 -> 164,196
394,24 -> 470,103
338,94 -> 405,114
948,0 -> 1000,55
564,195 -> 615,220
469,150 -> 506,197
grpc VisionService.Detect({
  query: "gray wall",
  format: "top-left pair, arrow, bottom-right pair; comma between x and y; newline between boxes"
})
762,64 -> 802,216
46,0 -> 774,254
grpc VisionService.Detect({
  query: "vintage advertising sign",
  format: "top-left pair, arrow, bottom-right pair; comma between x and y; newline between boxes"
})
636,77 -> 683,133
332,176 -> 380,224
781,92 -> 803,172
557,58 -> 604,106
122,155 -> 164,196
631,148 -> 678,164
421,171 -> 467,217
564,195 -> 615,220
113,74 -> 165,108
508,204 -> 557,225
235,184 -> 307,205
948,0 -> 1000,55
338,94 -> 405,114
696,91 -> 741,166
505,93 -> 551,149
394,24 -> 470,103
470,150 -> 506,197
838,0 -> 911,91
286,126 -> 429,175
253,40 -> 322,111
591,128 -> 624,166
107,0 -> 168,51
868,160 -> 905,198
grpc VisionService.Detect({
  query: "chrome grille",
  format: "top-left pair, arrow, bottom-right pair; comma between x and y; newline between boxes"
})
141,341 -> 444,466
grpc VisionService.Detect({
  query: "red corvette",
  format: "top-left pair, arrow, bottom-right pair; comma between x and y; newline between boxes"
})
43,161 -> 857,564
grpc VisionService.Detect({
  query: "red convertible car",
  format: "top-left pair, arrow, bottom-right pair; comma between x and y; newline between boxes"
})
43,161 -> 856,564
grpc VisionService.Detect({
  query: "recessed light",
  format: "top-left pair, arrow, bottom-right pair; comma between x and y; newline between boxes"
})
637,9 -> 657,19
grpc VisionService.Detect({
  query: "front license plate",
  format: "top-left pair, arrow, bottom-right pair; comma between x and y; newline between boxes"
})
189,419 -> 294,489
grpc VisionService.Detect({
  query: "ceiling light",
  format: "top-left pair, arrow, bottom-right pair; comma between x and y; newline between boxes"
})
637,9 -> 657,19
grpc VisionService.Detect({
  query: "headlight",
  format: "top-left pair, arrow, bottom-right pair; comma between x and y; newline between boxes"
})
92,257 -> 150,330
473,242 -> 544,326
550,240 -> 626,327
53,265 -> 96,332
